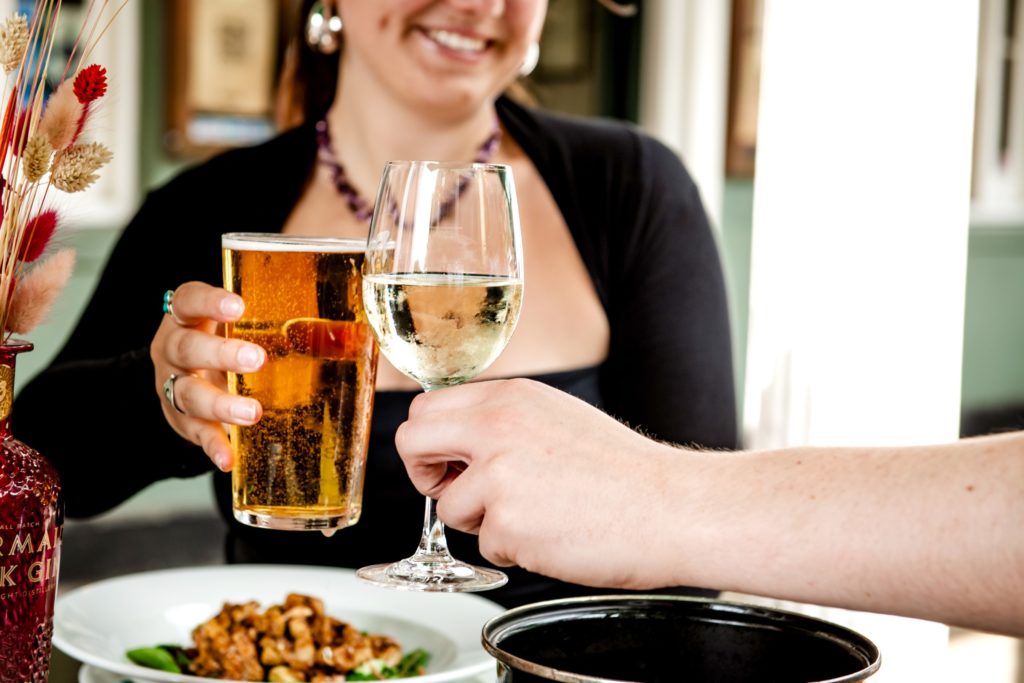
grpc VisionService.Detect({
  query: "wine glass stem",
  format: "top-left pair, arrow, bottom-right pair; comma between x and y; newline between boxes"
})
411,495 -> 453,561
409,385 -> 456,562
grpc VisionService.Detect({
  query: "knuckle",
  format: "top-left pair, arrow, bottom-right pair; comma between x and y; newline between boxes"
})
149,324 -> 171,366
407,392 -> 428,418
394,421 -> 412,455
188,420 -> 206,447
198,426 -> 221,454
502,377 -> 533,398
477,529 -> 511,567
176,280 -> 205,300
171,327 -> 194,363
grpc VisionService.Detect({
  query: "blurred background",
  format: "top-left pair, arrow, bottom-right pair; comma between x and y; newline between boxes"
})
4,0 -> 1019,680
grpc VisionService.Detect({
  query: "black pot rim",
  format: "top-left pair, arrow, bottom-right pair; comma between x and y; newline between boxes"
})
481,594 -> 882,683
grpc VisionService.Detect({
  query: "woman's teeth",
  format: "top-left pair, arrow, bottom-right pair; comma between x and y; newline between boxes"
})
427,29 -> 486,53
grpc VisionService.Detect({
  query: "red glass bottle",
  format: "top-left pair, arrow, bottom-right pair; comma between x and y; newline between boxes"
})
0,341 -> 63,682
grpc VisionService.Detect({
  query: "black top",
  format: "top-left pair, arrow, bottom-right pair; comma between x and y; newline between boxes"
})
15,97 -> 737,606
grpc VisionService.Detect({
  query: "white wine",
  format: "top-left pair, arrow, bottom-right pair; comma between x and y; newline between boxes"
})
363,272 -> 523,388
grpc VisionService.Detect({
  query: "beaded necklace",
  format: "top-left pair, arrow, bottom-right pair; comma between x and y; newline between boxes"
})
315,117 -> 503,223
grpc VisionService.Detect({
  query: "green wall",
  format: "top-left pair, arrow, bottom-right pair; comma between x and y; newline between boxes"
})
962,227 -> 1024,410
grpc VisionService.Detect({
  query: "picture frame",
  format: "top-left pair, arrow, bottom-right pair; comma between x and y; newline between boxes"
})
164,0 -> 284,157
725,0 -> 763,179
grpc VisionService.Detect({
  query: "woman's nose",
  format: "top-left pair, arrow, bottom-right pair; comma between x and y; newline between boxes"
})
445,0 -> 506,18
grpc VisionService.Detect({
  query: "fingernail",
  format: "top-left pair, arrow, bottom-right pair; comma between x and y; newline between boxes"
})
221,296 -> 244,318
230,399 -> 258,422
214,450 -> 233,471
237,345 -> 264,371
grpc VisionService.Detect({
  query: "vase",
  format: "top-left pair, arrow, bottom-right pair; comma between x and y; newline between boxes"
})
0,341 -> 63,682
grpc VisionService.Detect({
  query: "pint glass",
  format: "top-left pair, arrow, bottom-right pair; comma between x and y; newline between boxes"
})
222,233 -> 379,531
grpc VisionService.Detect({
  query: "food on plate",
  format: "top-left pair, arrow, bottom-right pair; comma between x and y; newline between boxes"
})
126,593 -> 430,681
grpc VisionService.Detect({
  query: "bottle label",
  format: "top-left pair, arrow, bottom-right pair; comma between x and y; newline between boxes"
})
0,365 -> 11,421
0,522 -> 61,601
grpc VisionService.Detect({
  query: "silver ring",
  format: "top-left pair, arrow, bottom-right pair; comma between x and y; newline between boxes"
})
163,289 -> 186,326
162,373 -> 188,415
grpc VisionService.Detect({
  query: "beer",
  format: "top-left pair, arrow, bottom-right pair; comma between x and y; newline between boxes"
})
222,234 -> 378,531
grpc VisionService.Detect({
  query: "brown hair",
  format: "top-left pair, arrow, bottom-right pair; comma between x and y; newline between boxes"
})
275,0 -> 341,130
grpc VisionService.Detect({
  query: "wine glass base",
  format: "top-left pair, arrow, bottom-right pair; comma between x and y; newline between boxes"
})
357,557 -> 508,592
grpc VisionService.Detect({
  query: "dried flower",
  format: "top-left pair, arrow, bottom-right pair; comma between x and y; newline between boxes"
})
0,14 -> 28,74
50,141 -> 112,192
39,80 -> 83,151
21,134 -> 51,181
0,2 -> 122,338
74,64 -> 108,104
18,210 -> 57,262
9,107 -> 29,155
5,249 -> 75,335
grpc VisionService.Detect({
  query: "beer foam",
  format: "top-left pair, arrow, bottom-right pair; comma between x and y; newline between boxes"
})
222,233 -> 366,253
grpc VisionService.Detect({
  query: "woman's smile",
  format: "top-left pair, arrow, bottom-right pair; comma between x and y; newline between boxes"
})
414,25 -> 495,65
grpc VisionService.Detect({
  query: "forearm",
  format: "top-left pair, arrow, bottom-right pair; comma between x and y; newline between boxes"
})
665,432 -> 1024,635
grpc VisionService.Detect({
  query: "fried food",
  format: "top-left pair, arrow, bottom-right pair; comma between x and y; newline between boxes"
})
187,593 -> 405,681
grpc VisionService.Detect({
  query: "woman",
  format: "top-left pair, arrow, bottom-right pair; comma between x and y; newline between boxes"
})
15,0 -> 736,606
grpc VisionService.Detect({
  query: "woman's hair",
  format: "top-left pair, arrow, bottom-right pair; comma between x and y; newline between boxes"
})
275,0 -> 341,129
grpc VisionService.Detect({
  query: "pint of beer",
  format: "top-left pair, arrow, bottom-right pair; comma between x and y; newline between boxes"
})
222,233 -> 379,531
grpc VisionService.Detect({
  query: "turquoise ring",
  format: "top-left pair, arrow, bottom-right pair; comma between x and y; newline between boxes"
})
162,289 -> 184,325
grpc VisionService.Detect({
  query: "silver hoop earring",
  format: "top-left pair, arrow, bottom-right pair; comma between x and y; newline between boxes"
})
306,1 -> 343,54
519,42 -> 540,77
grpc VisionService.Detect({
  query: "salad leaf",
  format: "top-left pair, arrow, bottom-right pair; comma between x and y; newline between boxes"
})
396,649 -> 431,677
126,646 -> 181,673
348,650 -> 430,679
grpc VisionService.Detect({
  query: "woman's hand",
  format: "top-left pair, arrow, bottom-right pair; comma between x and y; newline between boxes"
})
150,281 -> 266,471
394,378 -> 695,590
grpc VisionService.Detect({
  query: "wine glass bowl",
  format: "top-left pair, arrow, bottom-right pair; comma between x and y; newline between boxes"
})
358,161 -> 524,591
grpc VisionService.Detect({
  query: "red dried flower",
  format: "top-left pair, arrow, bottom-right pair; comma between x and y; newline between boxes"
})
19,209 -> 58,262
73,64 -> 107,104
9,108 -> 30,155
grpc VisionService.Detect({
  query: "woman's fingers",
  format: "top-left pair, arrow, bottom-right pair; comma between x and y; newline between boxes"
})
183,413 -> 235,472
153,281 -> 262,472
170,372 -> 261,426
162,324 -> 265,374
166,281 -> 245,326
159,374 -> 247,471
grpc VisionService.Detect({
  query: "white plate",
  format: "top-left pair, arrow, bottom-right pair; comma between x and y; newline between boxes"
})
55,565 -> 502,683
78,663 -> 495,683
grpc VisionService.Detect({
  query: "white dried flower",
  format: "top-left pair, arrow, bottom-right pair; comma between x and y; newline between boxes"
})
50,142 -> 112,193
22,134 -> 52,182
0,14 -> 28,74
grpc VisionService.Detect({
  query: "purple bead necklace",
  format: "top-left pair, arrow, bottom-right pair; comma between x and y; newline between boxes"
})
315,117 -> 503,223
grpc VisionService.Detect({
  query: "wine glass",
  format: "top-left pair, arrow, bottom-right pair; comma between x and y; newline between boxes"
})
357,160 -> 524,592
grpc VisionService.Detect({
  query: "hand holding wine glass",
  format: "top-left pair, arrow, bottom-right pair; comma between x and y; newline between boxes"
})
358,161 -> 524,592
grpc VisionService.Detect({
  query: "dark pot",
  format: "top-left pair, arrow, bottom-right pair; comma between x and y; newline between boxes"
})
482,595 -> 881,682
